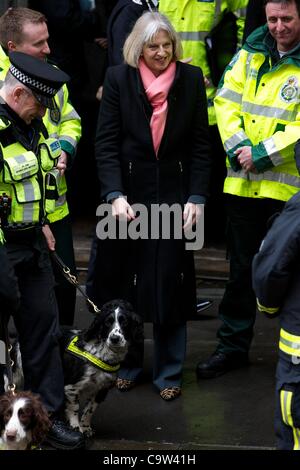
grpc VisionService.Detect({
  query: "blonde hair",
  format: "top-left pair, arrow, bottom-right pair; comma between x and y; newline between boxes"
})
123,11 -> 182,67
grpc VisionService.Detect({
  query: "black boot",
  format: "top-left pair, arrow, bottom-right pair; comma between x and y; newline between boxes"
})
44,419 -> 85,450
196,351 -> 248,379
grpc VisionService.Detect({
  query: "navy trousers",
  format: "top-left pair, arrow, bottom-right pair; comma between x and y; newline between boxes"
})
118,323 -> 187,390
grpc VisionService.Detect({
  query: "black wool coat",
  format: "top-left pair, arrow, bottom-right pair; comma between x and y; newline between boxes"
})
94,61 -> 211,324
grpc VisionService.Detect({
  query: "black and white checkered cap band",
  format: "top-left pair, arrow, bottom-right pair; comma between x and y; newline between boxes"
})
10,65 -> 57,96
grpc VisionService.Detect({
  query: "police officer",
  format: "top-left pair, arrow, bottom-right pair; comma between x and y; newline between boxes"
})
0,51 -> 84,449
0,7 -> 81,326
252,183 -> 300,450
197,0 -> 300,379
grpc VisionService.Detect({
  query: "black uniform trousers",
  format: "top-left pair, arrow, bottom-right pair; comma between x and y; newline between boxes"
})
0,242 -> 20,394
217,195 -> 285,355
3,227 -> 64,414
50,214 -> 77,326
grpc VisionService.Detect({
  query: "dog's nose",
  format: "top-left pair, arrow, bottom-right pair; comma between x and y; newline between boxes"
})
6,430 -> 17,441
110,334 -> 121,344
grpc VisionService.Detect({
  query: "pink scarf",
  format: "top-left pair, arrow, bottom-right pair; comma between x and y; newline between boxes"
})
139,58 -> 176,156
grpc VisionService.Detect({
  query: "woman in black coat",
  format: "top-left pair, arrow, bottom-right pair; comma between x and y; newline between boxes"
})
94,11 -> 211,401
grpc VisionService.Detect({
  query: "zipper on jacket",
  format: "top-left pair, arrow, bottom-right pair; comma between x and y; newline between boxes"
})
129,161 -> 133,200
178,161 -> 184,205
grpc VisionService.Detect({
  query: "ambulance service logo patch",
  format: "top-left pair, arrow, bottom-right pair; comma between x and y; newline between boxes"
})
280,76 -> 299,103
49,108 -> 61,124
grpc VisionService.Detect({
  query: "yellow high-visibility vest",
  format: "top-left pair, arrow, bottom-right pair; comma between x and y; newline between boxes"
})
0,118 -> 61,226
215,25 -> 300,201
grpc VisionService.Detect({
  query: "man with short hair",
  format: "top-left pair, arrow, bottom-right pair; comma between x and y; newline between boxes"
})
197,0 -> 300,378
0,51 -> 84,449
0,7 -> 81,326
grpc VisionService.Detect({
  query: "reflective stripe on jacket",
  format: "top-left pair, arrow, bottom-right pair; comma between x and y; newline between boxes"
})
0,118 -> 61,226
215,25 -> 300,201
159,0 -> 248,125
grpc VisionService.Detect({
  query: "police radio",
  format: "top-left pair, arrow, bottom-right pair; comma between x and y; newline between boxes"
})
0,193 -> 12,225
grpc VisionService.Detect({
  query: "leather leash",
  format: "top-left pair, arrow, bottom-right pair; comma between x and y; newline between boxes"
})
50,251 -> 101,315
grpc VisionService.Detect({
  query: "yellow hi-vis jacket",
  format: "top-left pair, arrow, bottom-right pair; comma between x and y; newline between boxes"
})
159,0 -> 248,125
0,115 -> 62,227
0,46 -> 82,223
214,25 -> 300,202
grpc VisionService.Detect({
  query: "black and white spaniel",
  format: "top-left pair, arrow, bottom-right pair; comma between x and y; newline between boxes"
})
62,299 -> 143,437
0,391 -> 51,450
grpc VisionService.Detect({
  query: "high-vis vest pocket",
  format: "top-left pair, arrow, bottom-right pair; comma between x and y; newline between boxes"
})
39,138 -> 61,171
12,178 -> 41,204
3,151 -> 39,183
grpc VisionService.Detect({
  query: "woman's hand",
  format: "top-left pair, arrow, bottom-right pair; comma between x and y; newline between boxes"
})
183,203 -> 202,231
112,197 -> 135,221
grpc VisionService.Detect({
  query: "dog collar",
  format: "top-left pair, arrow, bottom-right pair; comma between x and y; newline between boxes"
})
0,443 -> 39,451
66,336 -> 120,372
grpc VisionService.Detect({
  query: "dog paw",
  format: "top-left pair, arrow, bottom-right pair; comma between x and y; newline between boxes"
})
69,424 -> 81,432
82,427 -> 95,438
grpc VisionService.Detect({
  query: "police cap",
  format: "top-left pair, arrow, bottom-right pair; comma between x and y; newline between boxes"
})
8,51 -> 70,110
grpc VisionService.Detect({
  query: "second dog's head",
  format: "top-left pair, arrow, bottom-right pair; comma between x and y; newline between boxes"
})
79,299 -> 143,351
0,391 -> 51,450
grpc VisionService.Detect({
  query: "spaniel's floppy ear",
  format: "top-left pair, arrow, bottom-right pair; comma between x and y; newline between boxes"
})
0,398 -> 7,432
30,395 -> 51,446
130,312 -> 144,344
0,393 -> 13,431
81,315 -> 105,344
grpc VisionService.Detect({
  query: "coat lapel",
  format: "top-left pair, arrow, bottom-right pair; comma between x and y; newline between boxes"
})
157,62 -> 181,159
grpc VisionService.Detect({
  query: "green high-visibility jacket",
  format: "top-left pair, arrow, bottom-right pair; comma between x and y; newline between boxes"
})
215,25 -> 300,202
159,0 -> 248,125
0,115 -> 62,227
0,46 -> 81,223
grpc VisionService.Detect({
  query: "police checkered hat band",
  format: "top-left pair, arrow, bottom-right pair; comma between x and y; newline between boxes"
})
8,51 -> 69,110
10,64 -> 57,97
